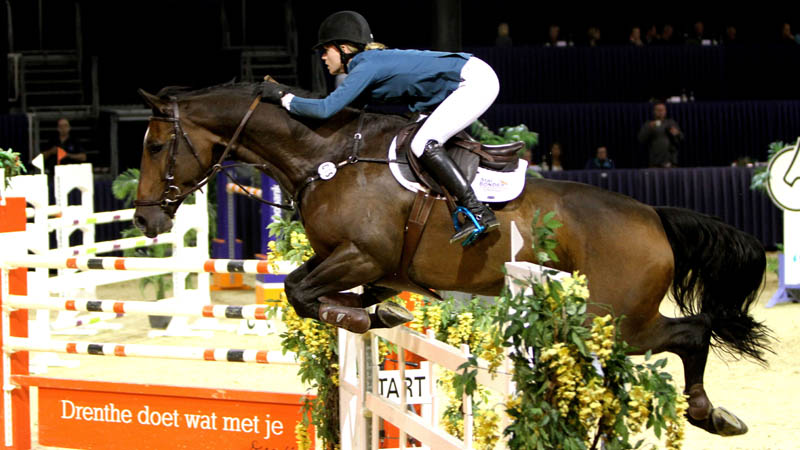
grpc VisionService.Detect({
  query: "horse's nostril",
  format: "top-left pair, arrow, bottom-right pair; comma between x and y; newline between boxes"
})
133,214 -> 147,231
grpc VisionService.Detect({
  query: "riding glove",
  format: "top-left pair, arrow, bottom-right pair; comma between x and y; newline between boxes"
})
257,82 -> 287,103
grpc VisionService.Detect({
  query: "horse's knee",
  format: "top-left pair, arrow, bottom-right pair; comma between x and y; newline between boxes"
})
284,285 -> 319,319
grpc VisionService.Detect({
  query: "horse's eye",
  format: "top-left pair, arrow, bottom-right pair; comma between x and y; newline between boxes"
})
148,143 -> 164,154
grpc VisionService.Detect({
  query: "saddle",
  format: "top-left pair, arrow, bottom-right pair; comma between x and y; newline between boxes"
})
385,121 -> 525,299
395,121 -> 524,197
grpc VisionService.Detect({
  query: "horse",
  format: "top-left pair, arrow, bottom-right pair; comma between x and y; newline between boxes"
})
132,82 -> 770,437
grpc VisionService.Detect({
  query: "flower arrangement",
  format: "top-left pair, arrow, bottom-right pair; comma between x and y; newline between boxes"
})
455,210 -> 688,449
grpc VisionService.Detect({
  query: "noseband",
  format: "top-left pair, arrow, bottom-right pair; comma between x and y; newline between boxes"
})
133,94 -> 281,213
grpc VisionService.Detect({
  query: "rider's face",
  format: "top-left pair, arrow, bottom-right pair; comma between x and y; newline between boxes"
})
322,45 -> 344,75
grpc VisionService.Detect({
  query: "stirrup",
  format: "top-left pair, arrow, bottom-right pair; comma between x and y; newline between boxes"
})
451,206 -> 486,246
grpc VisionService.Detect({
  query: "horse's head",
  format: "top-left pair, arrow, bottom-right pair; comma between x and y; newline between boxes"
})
133,89 -> 218,237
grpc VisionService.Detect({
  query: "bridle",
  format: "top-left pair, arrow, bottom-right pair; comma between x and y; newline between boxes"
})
133,91 -> 389,217
133,94 -> 292,214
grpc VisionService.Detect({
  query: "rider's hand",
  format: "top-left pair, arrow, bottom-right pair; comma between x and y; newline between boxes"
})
257,81 -> 287,103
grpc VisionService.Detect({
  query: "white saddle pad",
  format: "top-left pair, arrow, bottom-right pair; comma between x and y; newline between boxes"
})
388,137 -> 528,203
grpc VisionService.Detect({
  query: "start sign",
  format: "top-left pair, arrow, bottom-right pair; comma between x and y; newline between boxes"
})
377,361 -> 431,405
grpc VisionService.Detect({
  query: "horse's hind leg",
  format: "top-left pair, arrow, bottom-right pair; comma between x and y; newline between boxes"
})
283,242 -> 412,333
637,314 -> 749,436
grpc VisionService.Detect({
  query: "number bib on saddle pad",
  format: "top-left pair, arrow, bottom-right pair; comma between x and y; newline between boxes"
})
387,136 -> 529,203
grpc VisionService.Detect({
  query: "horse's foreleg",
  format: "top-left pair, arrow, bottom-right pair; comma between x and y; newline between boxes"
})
633,314 -> 748,436
284,242 -> 411,333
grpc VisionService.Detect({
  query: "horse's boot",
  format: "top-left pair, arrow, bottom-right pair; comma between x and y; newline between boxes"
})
418,141 -> 499,244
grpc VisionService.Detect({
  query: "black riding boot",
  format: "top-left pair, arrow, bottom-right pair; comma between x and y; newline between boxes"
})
418,140 -> 500,243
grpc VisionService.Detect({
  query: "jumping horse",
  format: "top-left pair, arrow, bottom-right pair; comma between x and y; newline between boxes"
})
133,82 -> 771,437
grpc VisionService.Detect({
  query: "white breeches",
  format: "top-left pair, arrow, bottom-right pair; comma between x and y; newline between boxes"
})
409,57 -> 500,156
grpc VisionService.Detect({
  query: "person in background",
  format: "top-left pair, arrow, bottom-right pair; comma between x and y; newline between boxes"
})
644,24 -> 660,45
545,24 -> 571,47
495,22 -> 512,47
629,26 -> 643,46
40,117 -> 86,175
659,24 -> 680,44
584,145 -> 615,170
638,101 -> 683,168
686,21 -> 708,45
780,23 -> 798,45
586,26 -> 601,47
724,25 -> 738,45
541,142 -> 565,171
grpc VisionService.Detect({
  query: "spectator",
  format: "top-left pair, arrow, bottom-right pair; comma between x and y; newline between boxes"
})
644,24 -> 659,45
541,142 -> 565,171
638,101 -> 683,168
40,118 -> 86,175
629,26 -> 643,46
724,25 -> 738,45
780,23 -> 797,45
584,146 -> 615,170
522,147 -> 543,175
686,21 -> 711,45
587,26 -> 601,47
495,22 -> 512,47
545,24 -> 571,47
659,24 -> 681,44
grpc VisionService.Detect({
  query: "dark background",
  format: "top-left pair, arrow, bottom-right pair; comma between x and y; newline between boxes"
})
3,0 -> 800,172
6,1 -> 797,103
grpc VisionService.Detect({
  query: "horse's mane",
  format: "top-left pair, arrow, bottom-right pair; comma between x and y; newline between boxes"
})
155,80 -> 322,101
155,80 -> 410,133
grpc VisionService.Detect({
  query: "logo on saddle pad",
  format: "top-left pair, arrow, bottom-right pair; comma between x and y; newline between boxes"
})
388,137 -> 528,203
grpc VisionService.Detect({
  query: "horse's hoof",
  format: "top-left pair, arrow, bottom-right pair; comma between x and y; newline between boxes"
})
376,302 -> 414,328
711,407 -> 749,436
319,304 -> 370,334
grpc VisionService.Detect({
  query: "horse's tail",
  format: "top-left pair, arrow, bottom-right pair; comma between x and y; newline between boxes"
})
654,206 -> 772,364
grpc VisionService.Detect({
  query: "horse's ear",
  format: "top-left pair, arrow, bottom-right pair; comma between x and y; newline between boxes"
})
138,89 -> 168,114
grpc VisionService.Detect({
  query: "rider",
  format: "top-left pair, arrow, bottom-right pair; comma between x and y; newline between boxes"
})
259,10 -> 500,244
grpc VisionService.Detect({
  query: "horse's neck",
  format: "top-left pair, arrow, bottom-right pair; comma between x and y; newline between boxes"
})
239,108 -> 398,194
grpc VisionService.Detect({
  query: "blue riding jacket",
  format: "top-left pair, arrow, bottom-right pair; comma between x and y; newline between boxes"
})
289,49 -> 472,119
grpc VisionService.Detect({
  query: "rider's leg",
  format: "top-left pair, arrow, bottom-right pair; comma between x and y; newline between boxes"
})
410,57 -> 500,243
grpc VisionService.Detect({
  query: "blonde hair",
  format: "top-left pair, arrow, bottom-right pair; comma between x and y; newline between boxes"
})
365,41 -> 387,50
340,41 -> 387,53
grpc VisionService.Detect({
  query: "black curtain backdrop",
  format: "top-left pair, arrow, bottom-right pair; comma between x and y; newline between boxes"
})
483,101 -> 800,169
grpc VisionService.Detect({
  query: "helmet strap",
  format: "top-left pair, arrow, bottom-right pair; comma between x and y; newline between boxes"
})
336,43 -> 362,74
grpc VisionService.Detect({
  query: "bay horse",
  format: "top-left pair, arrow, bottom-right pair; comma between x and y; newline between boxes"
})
132,82 -> 770,437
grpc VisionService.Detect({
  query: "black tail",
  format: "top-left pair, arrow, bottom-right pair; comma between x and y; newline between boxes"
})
655,206 -> 772,364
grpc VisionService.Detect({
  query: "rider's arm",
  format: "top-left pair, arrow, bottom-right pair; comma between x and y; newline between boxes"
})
285,66 -> 374,119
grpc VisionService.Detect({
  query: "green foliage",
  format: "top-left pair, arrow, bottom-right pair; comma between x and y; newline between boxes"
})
266,215 -> 314,264
470,121 -> 539,153
0,148 -> 27,188
751,141 -> 787,192
531,209 -> 562,263
112,169 -> 141,206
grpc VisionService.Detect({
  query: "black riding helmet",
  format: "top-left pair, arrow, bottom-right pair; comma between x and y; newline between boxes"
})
314,11 -> 373,50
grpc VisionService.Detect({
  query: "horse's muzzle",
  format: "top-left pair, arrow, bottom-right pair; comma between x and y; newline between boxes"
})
133,207 -> 174,238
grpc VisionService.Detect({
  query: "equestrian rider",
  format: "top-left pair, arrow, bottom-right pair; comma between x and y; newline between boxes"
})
259,10 -> 500,244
